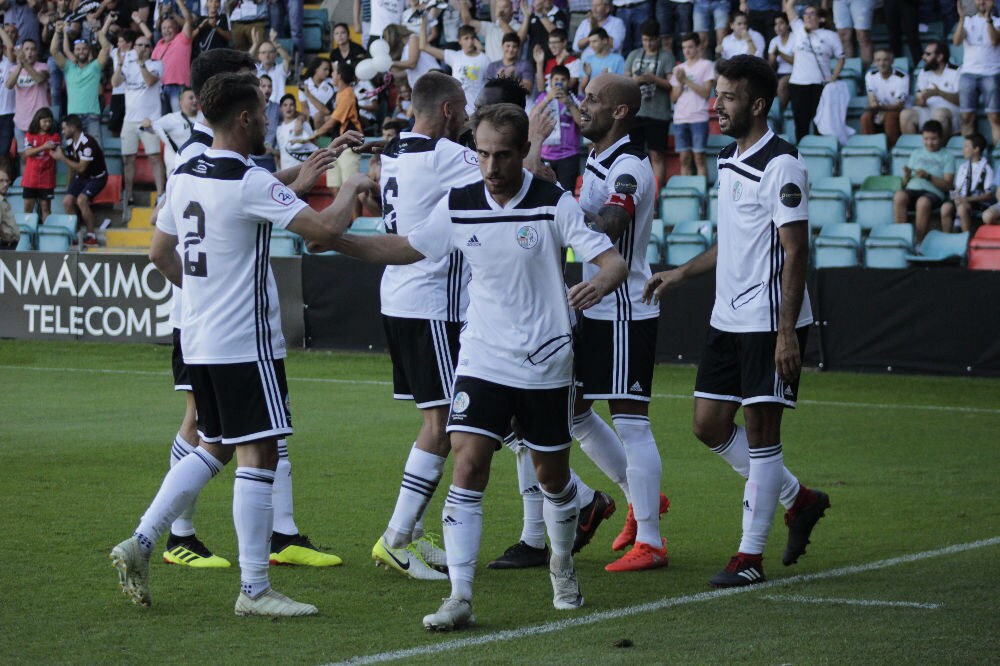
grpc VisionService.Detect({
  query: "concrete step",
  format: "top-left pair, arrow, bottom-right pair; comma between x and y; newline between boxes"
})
105,227 -> 153,248
127,207 -> 155,227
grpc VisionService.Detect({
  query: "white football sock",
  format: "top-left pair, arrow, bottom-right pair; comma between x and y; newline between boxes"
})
234,467 -> 275,598
134,448 -> 224,555
442,485 -> 483,601
271,439 -> 298,537
613,414 -> 662,546
168,433 -> 197,538
515,445 -> 546,549
386,444 -> 446,547
542,479 -> 578,560
572,468 -> 596,508
573,409 -> 630,503
738,444 -> 784,555
713,426 -> 802,509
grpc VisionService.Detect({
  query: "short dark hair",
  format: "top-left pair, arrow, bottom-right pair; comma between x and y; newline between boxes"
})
681,32 -> 700,46
921,119 -> 944,137
479,75 -> 527,108
588,27 -> 609,41
548,28 -> 567,41
382,118 -> 408,132
874,46 -> 893,56
965,132 -> 987,153
119,29 -> 137,44
501,31 -> 521,46
714,54 -> 778,114
303,56 -> 328,79
336,61 -> 356,85
62,113 -> 83,131
200,72 -> 263,129
258,73 -> 272,82
333,22 -> 350,33
640,18 -> 659,39
279,93 -> 297,107
550,64 -> 571,79
927,39 -> 950,62
458,24 -> 477,39
472,103 -> 529,148
191,48 -> 256,97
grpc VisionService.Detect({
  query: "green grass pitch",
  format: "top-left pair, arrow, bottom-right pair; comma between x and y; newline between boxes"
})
1,339 -> 998,664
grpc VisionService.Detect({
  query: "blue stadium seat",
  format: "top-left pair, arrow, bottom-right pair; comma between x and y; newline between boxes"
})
890,133 -> 924,178
704,134 -> 734,185
15,233 -> 32,250
646,236 -> 663,264
271,228 -> 299,257
36,213 -> 77,252
813,222 -> 861,268
665,220 -> 712,266
707,186 -> 718,223
659,175 -> 706,225
15,212 -> 38,249
350,216 -> 385,234
809,176 -> 852,231
841,134 -> 887,186
854,175 -> 901,230
797,135 -> 839,183
945,134 -> 965,164
846,95 -> 869,133
865,224 -> 913,268
906,230 -> 969,265
840,57 -> 864,95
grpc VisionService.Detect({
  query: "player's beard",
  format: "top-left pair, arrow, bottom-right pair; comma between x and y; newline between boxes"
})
719,109 -> 749,139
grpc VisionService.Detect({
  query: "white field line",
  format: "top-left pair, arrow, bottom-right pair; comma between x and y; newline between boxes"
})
324,537 -> 1000,666
760,594 -> 941,610
3,365 -> 1000,415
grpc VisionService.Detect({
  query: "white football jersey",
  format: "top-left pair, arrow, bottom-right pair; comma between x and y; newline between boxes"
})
916,64 -> 960,112
378,132 -> 482,322
409,171 -> 613,389
864,68 -> 909,106
157,149 -> 309,364
578,135 -> 659,322
712,129 -> 813,333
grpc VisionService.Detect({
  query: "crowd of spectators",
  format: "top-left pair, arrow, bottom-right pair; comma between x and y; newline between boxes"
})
0,0 -> 998,252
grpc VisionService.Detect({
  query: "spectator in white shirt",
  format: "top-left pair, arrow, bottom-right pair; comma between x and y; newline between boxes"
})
783,0 -> 843,142
459,0 -> 521,62
153,86 -> 202,173
768,13 -> 794,111
954,0 -> 1000,144
251,27 -> 292,104
420,20 -> 490,114
860,48 -> 908,148
718,11 -> 765,60
900,40 -> 961,139
573,0 -> 626,57
298,57 -> 335,127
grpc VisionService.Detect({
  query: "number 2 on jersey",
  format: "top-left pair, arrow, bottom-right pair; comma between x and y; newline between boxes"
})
183,201 -> 208,277
382,177 -> 398,234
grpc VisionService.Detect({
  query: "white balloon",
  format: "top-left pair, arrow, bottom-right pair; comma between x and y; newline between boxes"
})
355,58 -> 378,81
372,52 -> 392,73
368,38 -> 390,58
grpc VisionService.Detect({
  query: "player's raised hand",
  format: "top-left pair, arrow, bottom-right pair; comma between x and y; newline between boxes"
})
528,100 -> 556,140
331,129 -> 365,155
642,269 -> 684,304
352,138 -> 385,155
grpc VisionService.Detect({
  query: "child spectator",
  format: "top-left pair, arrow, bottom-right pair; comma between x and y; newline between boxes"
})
625,18 -> 674,188
391,78 -> 413,121
670,32 -> 714,176
893,120 -> 955,244
419,20 -> 490,113
534,64 -> 582,192
533,28 -> 580,93
718,11 -> 765,60
382,117 -> 408,142
301,61 -> 364,196
580,27 -> 625,91
485,33 -> 534,92
22,106 -> 59,223
768,13 -> 795,111
940,132 -> 994,233
860,48 -> 908,148
275,93 -> 317,171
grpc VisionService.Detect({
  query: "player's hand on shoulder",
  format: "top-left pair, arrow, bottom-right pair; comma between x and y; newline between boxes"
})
642,269 -> 684,305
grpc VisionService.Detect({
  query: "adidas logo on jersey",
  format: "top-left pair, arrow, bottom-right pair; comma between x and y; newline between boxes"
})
466,235 -> 481,247
630,381 -> 643,392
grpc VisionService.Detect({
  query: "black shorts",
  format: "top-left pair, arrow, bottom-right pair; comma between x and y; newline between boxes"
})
902,188 -> 943,209
188,359 -> 293,444
694,326 -> 810,408
67,173 -> 108,200
22,187 -> 53,200
629,116 -> 670,153
575,317 -> 658,401
171,328 -> 191,391
447,375 -> 574,452
383,315 -> 460,408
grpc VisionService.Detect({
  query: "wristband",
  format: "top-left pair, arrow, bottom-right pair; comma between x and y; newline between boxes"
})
604,192 -> 635,218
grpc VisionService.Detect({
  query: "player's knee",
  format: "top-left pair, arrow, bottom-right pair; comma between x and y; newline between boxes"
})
77,194 -> 91,208
692,414 -> 728,447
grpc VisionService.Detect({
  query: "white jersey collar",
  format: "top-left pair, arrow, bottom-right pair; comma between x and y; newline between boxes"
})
202,148 -> 254,165
734,128 -> 775,162
593,134 -> 631,162
485,168 -> 533,210
193,122 -> 214,136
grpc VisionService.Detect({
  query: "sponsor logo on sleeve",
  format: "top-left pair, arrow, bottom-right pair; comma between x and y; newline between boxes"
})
779,183 -> 802,208
614,173 -> 638,195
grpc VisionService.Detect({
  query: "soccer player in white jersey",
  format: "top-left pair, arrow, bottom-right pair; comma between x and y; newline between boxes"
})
572,73 -> 670,572
157,49 -> 358,571
644,55 -> 830,588
363,71 -> 484,581
321,103 -> 627,630
111,72 -> 362,616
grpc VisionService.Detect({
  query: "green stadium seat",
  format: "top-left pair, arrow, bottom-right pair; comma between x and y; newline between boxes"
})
814,222 -> 861,268
906,229 -> 969,265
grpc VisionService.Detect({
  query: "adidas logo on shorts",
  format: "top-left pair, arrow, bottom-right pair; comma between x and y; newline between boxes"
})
630,381 -> 643,392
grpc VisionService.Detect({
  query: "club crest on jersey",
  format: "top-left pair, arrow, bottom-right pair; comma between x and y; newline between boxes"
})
779,183 -> 802,208
614,173 -> 638,195
732,180 -> 743,201
452,391 -> 470,413
516,226 -> 538,249
270,183 -> 296,206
